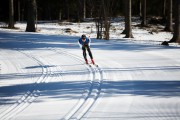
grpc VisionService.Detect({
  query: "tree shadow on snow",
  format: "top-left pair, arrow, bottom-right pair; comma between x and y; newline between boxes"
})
0,80 -> 89,105
0,30 -> 178,51
0,63 -> 90,105
0,30 -> 79,50
102,80 -> 180,97
101,66 -> 180,97
1,78 -> 180,105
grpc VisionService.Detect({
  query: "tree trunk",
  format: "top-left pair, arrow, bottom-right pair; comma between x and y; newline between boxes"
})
96,18 -> 101,39
94,0 -> 103,39
96,19 -> 100,39
21,0 -> 25,21
141,0 -> 147,26
104,21 -> 110,40
139,0 -> 142,18
164,0 -> 173,31
121,0 -> 127,34
163,0 -> 166,18
76,0 -> 80,22
8,0 -> 14,28
26,0 -> 37,32
169,0 -> 180,43
125,0 -> 133,38
102,0 -> 109,40
65,0 -> 69,20
83,0 -> 86,19
18,0 -> 20,21
59,10 -> 62,21
47,5 -> 51,20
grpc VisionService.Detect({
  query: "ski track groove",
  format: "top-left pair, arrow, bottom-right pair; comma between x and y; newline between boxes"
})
1,48 -> 103,120
50,49 -> 104,120
0,50 -> 53,120
0,51 -> 24,109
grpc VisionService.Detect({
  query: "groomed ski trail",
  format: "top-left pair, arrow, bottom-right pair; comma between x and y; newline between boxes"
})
0,50 -> 54,120
51,49 -> 104,120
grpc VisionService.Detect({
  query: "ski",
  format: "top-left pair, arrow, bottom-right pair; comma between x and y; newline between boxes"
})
93,64 -> 98,67
88,64 -> 92,67
86,63 -> 98,67
89,63 -> 98,67
85,61 -> 98,67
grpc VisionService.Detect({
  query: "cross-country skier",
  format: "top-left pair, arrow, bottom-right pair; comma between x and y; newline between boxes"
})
78,34 -> 95,64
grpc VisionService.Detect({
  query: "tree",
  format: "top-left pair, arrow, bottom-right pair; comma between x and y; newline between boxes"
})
162,0 -> 166,19
65,0 -> 69,20
169,0 -> 180,43
139,0 -> 142,17
124,0 -> 133,38
26,0 -> 37,32
102,0 -> 115,40
94,0 -> 103,39
164,0 -> 173,31
93,0 -> 115,40
18,0 -> 20,21
83,0 -> 86,19
20,0 -> 25,21
121,0 -> 127,34
8,0 -> 14,28
141,0 -> 147,26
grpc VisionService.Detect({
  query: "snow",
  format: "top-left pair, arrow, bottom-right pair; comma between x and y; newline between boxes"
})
0,20 -> 180,120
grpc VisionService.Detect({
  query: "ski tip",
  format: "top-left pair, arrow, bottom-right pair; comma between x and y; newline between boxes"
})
88,64 -> 92,67
93,64 -> 98,67
86,63 -> 98,67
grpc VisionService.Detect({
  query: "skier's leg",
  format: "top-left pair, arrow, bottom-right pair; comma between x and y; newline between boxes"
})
87,47 -> 95,64
82,47 -> 88,64
87,47 -> 93,59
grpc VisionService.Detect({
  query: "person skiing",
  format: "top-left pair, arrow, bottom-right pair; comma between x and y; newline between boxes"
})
78,34 -> 95,64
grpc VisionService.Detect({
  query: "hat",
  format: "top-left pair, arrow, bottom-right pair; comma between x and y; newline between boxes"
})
81,34 -> 86,39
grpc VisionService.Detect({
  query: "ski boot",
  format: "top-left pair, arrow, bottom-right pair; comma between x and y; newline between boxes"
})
85,59 -> 88,64
91,59 -> 95,64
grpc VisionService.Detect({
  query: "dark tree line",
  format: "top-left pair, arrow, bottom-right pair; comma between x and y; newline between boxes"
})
0,0 -> 179,43
1,0 -> 177,22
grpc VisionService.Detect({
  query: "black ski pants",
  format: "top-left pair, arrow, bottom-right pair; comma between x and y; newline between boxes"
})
82,45 -> 93,60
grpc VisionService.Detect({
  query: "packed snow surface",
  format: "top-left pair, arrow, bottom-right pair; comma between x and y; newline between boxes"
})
0,21 -> 180,120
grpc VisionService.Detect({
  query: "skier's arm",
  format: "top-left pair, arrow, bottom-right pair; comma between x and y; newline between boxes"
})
88,37 -> 91,47
78,40 -> 82,48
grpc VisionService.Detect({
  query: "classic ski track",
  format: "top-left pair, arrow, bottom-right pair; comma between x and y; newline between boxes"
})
69,66 -> 103,120
0,51 -> 23,109
0,48 -> 103,120
50,49 -> 104,120
0,50 -> 53,120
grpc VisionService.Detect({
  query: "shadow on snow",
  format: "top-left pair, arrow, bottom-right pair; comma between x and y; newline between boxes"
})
1,79 -> 180,105
1,64 -> 180,104
0,30 -> 178,51
0,30 -> 180,106
102,80 -> 180,97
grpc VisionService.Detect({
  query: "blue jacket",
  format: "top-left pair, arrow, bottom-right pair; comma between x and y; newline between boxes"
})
78,37 -> 91,48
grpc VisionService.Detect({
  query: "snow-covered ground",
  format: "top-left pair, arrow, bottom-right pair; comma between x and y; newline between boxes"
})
0,20 -> 180,120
